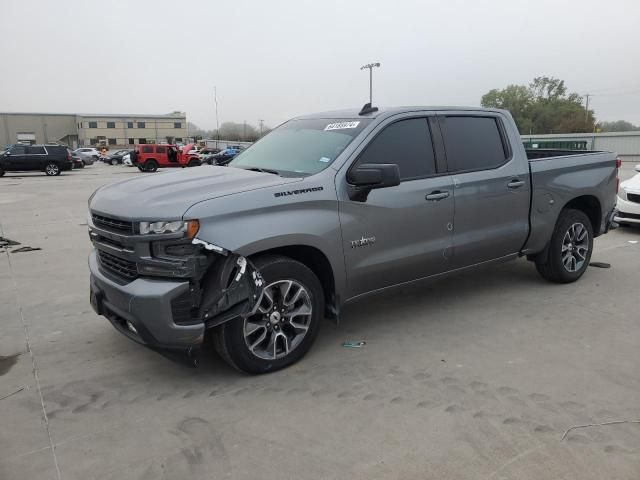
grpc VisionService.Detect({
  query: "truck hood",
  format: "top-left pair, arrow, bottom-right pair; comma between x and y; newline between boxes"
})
90,166 -> 300,220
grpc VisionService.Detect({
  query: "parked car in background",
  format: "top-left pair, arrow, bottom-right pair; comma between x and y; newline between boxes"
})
70,151 -> 85,169
105,149 -> 132,165
209,147 -> 239,165
0,144 -> 73,176
615,164 -> 640,226
87,106 -> 619,373
132,143 -> 201,172
74,147 -> 100,160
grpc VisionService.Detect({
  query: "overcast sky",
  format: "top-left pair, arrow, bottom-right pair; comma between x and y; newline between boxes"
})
1,0 -> 639,129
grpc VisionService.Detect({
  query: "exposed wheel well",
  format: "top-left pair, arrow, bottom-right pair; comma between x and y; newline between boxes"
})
250,245 -> 336,317
563,195 -> 602,236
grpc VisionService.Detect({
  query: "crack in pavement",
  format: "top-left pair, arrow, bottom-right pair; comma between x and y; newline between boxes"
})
1,222 -> 62,480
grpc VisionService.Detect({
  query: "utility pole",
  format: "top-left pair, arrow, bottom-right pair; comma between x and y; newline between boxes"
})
214,86 -> 220,147
584,93 -> 591,130
360,62 -> 381,104
258,119 -> 264,137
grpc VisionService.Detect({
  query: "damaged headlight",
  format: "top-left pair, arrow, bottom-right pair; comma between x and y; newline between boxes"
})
139,219 -> 200,238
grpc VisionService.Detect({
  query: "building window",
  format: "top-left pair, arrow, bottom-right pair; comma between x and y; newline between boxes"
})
127,122 -> 134,129
88,121 -> 98,128
137,122 -> 145,128
107,122 -> 116,128
108,138 -> 117,145
138,138 -> 147,144
89,138 -> 98,145
128,138 -> 135,145
174,122 -> 182,129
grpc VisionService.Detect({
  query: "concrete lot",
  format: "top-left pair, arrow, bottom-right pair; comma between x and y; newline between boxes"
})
1,162 -> 639,480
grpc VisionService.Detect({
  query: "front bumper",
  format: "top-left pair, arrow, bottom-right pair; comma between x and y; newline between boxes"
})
615,196 -> 640,224
89,250 -> 205,358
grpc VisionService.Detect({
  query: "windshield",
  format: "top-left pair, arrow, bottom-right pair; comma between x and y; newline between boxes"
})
229,118 -> 371,176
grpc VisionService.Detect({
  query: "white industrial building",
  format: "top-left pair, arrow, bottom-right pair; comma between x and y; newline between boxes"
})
521,131 -> 640,163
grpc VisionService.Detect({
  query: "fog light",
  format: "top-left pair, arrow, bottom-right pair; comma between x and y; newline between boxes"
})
126,321 -> 138,334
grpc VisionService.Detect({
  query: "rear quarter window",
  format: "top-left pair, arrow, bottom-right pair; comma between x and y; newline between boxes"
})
142,146 -> 153,154
440,116 -> 507,172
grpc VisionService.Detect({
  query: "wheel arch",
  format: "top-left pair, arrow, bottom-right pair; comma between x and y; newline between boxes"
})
562,195 -> 602,236
249,245 -> 338,319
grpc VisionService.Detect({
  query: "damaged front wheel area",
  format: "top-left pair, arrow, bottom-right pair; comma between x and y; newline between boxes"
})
213,254 -> 323,374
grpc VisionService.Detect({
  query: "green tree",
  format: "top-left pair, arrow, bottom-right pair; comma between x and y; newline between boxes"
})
481,77 -> 595,134
597,120 -> 640,132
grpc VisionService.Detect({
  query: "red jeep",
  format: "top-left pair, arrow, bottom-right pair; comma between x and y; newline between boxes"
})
132,143 -> 201,172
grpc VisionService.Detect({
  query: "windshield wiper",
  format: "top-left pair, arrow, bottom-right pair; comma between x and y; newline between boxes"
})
240,166 -> 281,176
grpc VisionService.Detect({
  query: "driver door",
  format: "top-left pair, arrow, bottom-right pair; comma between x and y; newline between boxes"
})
337,115 -> 454,298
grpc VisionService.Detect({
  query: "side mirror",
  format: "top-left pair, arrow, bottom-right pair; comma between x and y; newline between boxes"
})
347,163 -> 400,201
635,164 -> 640,173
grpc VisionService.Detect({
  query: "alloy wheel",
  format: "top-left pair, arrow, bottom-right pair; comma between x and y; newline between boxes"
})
243,280 -> 313,360
562,222 -> 589,272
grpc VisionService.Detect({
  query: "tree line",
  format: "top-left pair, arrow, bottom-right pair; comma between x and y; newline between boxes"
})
481,77 -> 638,134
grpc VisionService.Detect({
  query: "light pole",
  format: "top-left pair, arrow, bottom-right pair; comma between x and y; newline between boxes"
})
360,62 -> 381,104
214,86 -> 220,147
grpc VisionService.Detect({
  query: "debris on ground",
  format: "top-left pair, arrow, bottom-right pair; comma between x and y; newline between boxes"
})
589,262 -> 611,268
0,236 -> 21,250
561,419 -> 640,441
342,340 -> 366,348
0,386 -> 25,401
11,246 -> 42,253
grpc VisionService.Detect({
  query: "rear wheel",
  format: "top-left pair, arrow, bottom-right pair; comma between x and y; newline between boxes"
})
535,209 -> 593,283
110,159 -> 116,166
144,160 -> 158,172
213,255 -> 323,374
188,159 -> 199,167
78,162 -> 85,169
45,162 -> 61,176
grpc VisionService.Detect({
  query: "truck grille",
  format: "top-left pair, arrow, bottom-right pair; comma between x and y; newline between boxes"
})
98,250 -> 138,281
92,214 -> 135,233
627,193 -> 640,204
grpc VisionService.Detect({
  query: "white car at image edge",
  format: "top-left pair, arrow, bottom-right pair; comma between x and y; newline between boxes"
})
615,164 -> 640,226
123,153 -> 133,166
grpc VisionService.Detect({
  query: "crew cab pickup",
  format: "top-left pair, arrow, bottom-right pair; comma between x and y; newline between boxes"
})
88,106 -> 619,373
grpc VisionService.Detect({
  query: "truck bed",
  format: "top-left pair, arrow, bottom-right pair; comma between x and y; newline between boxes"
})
523,150 -> 618,254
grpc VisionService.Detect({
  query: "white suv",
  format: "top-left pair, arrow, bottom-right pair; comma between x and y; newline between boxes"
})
74,148 -> 100,159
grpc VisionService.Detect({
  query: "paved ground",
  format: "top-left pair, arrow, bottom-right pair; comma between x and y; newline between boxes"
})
1,162 -> 639,480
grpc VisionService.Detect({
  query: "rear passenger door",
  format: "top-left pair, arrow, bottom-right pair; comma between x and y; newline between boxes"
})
26,146 -> 48,170
436,113 -> 530,267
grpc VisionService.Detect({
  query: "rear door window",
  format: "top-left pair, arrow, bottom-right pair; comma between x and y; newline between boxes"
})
27,146 -> 46,155
439,116 -> 507,172
156,146 -> 166,154
355,118 -> 436,181
142,146 -> 153,153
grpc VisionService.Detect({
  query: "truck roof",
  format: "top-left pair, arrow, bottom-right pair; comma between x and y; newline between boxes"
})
294,106 -> 507,120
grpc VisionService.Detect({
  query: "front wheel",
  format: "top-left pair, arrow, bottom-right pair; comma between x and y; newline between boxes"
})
213,255 -> 323,374
535,209 -> 593,283
188,159 -> 199,167
110,159 -> 116,166
45,162 -> 61,176
144,160 -> 158,172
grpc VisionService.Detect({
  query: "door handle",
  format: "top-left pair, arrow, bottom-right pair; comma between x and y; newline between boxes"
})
425,190 -> 450,201
508,179 -> 525,189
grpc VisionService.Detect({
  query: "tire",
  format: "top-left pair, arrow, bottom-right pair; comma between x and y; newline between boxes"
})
188,159 -> 199,167
535,209 -> 593,283
213,255 -> 324,374
0,166 -> 5,177
110,159 -> 116,166
144,160 -> 158,172
137,165 -> 144,172
45,162 -> 61,176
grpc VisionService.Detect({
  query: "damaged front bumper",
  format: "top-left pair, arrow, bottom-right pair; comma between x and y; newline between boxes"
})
89,243 -> 263,366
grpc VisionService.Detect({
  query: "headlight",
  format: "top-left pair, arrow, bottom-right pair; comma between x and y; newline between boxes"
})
618,189 -> 628,201
139,219 -> 200,238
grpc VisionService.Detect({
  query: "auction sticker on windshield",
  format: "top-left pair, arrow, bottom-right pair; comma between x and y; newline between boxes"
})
324,121 -> 360,131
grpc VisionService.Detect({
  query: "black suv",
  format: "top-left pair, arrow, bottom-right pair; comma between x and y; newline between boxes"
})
0,144 -> 73,176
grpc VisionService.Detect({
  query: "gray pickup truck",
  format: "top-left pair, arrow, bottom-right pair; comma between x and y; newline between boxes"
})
88,105 -> 619,373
